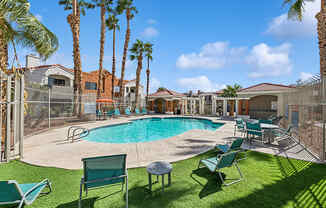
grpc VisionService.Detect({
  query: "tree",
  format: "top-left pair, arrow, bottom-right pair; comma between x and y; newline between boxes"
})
93,0 -> 113,98
1,0 -> 59,71
59,0 -> 94,116
221,84 -> 242,97
157,87 -> 167,92
129,39 -> 145,109
283,0 -> 325,77
144,42 -> 153,106
116,0 -> 137,101
106,14 -> 120,99
1,0 -> 58,157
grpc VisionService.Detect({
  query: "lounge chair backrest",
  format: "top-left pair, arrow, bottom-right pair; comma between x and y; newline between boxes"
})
0,181 -> 22,204
142,108 -> 147,113
135,108 -> 140,114
82,154 -> 127,189
114,109 -> 120,115
235,119 -> 244,129
259,119 -> 273,124
217,151 -> 238,169
230,138 -> 243,150
125,108 -> 131,115
246,121 -> 262,136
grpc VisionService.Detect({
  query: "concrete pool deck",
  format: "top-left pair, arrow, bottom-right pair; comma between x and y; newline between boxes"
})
22,115 -> 320,170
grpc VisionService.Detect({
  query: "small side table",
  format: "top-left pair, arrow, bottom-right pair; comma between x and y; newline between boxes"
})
147,161 -> 172,192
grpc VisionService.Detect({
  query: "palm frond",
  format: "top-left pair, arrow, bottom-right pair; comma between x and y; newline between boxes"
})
283,0 -> 314,21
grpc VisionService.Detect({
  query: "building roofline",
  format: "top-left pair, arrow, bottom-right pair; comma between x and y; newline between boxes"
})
238,83 -> 295,92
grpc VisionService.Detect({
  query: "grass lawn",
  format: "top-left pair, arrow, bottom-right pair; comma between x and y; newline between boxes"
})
1,150 -> 326,208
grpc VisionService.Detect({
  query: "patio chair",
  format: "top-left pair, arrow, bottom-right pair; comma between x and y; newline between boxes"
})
245,121 -> 267,145
114,109 -> 121,118
270,125 -> 294,146
106,110 -> 114,118
135,108 -> 141,115
125,108 -> 131,116
79,154 -> 128,208
197,151 -> 243,186
96,110 -> 103,120
0,179 -> 52,208
234,119 -> 246,137
216,138 -> 244,154
258,119 -> 273,124
142,108 -> 148,115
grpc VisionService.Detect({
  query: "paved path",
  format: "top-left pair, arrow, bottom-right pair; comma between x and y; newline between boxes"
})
22,115 -> 320,170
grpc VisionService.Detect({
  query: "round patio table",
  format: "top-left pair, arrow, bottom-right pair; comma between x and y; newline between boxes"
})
147,161 -> 172,192
260,123 -> 279,143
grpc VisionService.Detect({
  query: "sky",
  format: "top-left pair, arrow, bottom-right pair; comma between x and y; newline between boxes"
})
15,0 -> 321,93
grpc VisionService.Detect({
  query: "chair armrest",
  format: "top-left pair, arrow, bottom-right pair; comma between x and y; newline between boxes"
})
23,179 -> 51,198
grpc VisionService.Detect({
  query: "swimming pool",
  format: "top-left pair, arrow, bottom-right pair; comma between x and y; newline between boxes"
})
83,117 -> 224,143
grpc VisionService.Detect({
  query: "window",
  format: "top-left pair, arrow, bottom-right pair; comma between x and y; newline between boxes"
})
102,77 -> 105,92
48,77 -> 65,86
85,82 -> 97,90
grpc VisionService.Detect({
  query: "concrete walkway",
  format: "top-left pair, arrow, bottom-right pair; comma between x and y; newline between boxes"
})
22,115 -> 320,170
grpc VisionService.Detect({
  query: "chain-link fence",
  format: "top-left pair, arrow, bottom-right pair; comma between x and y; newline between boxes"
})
281,75 -> 326,161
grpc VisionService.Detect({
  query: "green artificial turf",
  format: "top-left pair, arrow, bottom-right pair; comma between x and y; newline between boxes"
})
1,151 -> 326,208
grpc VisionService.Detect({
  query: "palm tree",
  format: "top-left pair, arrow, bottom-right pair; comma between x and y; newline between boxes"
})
283,0 -> 325,77
116,0 -> 137,101
221,84 -> 242,97
129,39 -> 145,109
1,0 -> 59,71
59,0 -> 94,116
93,0 -> 113,98
144,42 -> 153,106
106,14 -> 120,99
1,0 -> 58,157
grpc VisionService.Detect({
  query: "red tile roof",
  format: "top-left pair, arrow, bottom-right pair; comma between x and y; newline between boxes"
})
238,83 -> 294,93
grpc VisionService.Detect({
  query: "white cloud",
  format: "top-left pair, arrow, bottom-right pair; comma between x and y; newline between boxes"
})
246,43 -> 292,78
176,41 -> 246,69
150,77 -> 161,93
147,19 -> 157,24
35,14 -> 42,22
300,72 -> 314,81
265,0 -> 320,38
177,76 -> 226,92
141,27 -> 159,38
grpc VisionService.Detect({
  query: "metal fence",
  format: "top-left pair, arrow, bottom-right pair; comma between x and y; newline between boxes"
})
0,71 -> 24,162
24,83 -> 97,136
281,75 -> 326,161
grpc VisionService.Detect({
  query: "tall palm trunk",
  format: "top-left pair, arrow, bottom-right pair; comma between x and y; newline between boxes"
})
135,52 -> 143,109
68,0 -> 83,116
97,3 -> 106,98
119,8 -> 131,102
146,57 -> 150,106
317,0 -> 326,79
111,25 -> 116,99
0,21 -> 9,146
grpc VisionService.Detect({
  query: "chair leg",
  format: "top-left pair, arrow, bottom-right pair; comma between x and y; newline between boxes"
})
219,162 -> 244,186
18,200 -> 24,208
79,182 -> 83,208
126,175 -> 128,208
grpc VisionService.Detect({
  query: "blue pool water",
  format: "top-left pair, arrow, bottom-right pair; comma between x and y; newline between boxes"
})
83,117 -> 223,143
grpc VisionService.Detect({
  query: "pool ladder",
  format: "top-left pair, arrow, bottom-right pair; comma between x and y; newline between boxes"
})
67,126 -> 89,143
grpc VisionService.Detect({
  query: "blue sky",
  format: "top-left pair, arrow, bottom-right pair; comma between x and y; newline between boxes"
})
18,0 -> 321,92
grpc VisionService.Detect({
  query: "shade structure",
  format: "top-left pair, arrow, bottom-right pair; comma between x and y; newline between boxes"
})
96,98 -> 115,103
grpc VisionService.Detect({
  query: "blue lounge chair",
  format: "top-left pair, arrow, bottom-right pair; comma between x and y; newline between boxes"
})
0,179 -> 52,208
125,108 -> 131,116
79,154 -> 128,208
135,108 -> 140,115
259,119 -> 273,124
114,109 -> 121,117
197,151 -> 243,186
96,110 -> 103,120
106,110 -> 114,118
141,108 -> 148,115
